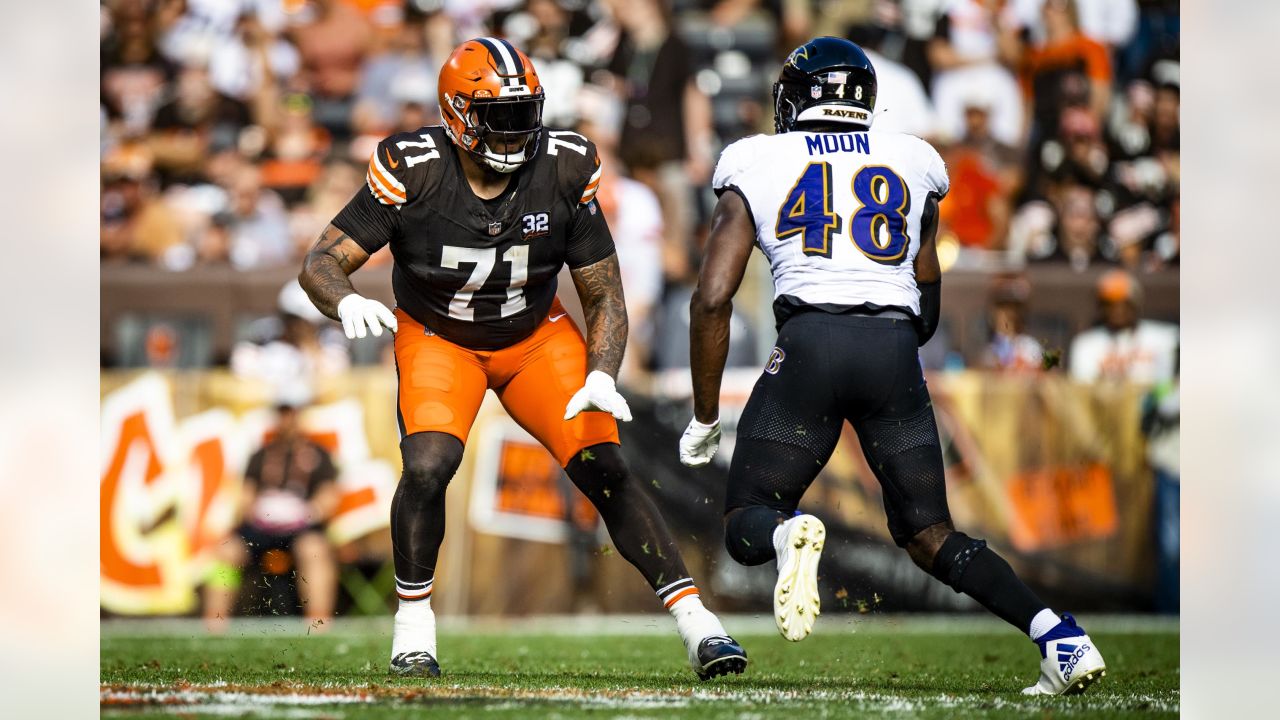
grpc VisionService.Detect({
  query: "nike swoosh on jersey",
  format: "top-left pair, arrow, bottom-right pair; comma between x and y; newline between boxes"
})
548,313 -> 567,323
386,148 -> 400,169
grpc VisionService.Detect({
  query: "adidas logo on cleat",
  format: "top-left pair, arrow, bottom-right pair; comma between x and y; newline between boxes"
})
1057,643 -> 1091,681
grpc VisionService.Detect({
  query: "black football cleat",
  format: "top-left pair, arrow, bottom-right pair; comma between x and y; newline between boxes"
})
390,651 -> 441,677
694,635 -> 748,680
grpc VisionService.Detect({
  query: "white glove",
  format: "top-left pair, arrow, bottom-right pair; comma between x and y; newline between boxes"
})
679,417 -> 721,467
564,370 -> 632,422
336,294 -> 397,339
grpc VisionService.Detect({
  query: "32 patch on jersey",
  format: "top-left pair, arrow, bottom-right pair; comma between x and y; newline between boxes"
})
521,212 -> 550,239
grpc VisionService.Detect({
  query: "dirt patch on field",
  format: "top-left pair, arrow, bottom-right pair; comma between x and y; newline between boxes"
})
102,682 -> 697,707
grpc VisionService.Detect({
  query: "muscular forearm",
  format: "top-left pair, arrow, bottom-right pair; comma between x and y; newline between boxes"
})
689,290 -> 732,423
299,226 -> 360,320
572,254 -> 628,379
583,295 -> 628,378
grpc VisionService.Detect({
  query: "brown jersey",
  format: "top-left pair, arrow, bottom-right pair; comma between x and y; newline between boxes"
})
333,126 -> 614,350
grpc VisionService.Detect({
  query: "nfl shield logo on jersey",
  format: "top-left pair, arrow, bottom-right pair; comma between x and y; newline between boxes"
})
810,84 -> 822,99
488,221 -> 502,236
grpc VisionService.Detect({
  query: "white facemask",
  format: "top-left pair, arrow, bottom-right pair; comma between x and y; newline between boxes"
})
479,143 -> 529,173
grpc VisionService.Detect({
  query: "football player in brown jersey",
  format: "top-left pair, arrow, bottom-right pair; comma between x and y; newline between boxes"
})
299,38 -> 745,681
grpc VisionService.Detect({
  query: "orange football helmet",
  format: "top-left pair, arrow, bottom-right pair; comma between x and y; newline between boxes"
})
438,38 -> 545,173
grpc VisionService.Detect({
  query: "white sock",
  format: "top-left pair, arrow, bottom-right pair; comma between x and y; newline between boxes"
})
668,594 -> 726,648
392,597 -> 437,658
1028,608 -> 1060,641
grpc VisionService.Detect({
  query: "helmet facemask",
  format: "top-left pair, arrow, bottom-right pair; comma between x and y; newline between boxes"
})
445,92 -> 544,174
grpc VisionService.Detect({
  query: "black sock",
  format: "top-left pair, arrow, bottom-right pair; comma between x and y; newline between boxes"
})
565,444 -> 692,591
724,506 -> 789,566
940,544 -> 1047,635
391,433 -> 464,590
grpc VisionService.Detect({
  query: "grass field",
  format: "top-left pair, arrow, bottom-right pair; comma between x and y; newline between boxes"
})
101,615 -> 1178,719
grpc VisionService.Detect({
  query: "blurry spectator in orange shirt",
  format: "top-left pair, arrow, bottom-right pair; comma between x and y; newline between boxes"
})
345,0 -> 407,30
940,94 -> 1022,250
1021,0 -> 1112,152
1017,0 -> 1137,51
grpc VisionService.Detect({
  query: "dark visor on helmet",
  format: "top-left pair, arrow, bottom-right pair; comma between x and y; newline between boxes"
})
473,96 -> 544,137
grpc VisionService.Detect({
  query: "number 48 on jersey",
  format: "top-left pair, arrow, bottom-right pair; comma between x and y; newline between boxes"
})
775,162 -> 912,265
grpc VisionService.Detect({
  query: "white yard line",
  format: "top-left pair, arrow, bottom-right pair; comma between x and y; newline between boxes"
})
102,683 -> 1179,714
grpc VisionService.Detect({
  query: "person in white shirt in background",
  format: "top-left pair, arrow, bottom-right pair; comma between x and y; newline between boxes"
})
927,0 -> 1026,146
845,23 -> 939,138
232,280 -> 351,399
576,96 -> 665,385
1068,269 -> 1178,384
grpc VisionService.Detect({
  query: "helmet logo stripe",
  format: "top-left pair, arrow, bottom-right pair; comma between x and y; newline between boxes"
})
478,36 -> 519,86
496,37 -> 525,77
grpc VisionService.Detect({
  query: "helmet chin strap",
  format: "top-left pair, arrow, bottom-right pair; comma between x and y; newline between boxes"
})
480,144 -> 528,174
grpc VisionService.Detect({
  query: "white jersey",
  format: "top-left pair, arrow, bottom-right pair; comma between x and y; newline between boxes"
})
713,130 -> 949,319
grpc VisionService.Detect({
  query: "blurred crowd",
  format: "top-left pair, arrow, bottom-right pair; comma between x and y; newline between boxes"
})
101,0 -> 1180,381
101,0 -> 1181,619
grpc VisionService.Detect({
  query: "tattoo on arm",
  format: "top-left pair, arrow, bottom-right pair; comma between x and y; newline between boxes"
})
299,224 -> 372,320
571,253 -> 628,379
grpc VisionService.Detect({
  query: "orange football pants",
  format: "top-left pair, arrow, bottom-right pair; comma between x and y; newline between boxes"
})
392,300 -> 619,467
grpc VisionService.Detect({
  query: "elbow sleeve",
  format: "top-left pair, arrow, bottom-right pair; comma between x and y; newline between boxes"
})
915,280 -> 941,347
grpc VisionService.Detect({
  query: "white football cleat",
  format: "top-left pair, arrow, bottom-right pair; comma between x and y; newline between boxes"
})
1022,613 -> 1107,696
773,514 -> 825,641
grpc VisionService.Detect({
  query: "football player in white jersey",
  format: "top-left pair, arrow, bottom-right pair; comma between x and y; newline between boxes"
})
678,37 -> 1107,696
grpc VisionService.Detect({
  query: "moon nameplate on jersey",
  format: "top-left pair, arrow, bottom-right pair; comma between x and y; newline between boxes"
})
488,221 -> 502,236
